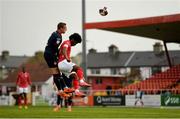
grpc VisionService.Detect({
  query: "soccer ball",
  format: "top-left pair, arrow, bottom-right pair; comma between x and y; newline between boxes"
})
99,7 -> 108,16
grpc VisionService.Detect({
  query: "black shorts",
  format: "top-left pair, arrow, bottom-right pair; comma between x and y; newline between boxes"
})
61,73 -> 72,88
53,73 -> 72,90
44,51 -> 57,68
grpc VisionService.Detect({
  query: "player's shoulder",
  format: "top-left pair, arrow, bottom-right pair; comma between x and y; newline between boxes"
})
50,32 -> 56,38
25,72 -> 30,75
62,40 -> 70,45
52,31 -> 61,38
49,32 -> 57,39
61,40 -> 70,48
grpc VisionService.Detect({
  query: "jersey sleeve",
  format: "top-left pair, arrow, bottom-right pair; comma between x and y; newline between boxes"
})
62,42 -> 70,49
27,73 -> 32,85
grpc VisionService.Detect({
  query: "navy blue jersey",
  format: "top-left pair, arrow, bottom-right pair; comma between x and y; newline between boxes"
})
45,31 -> 62,55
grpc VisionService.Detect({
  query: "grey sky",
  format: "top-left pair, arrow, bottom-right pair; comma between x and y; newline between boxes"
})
0,0 -> 180,56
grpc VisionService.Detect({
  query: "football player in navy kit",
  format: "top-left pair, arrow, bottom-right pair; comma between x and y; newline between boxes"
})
44,22 -> 71,97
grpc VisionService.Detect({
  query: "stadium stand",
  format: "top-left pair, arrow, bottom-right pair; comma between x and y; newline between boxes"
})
121,64 -> 180,95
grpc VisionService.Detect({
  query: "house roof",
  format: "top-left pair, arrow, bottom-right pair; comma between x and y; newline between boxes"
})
85,14 -> 180,43
128,51 -> 180,67
87,52 -> 132,68
0,57 -> 51,86
87,50 -> 180,68
0,56 -> 29,68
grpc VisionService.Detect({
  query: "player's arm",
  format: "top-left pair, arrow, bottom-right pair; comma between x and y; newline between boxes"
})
62,45 -> 70,62
27,74 -> 32,85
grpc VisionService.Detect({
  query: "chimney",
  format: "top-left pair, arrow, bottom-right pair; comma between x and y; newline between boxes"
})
88,48 -> 97,54
108,44 -> 119,55
153,42 -> 163,55
1,51 -> 9,60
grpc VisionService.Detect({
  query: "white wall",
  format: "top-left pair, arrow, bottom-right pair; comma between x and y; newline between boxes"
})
100,68 -> 110,75
140,67 -> 152,80
87,68 -> 111,75
126,95 -> 161,106
161,66 -> 169,72
88,67 -> 130,76
87,69 -> 91,75
41,76 -> 54,100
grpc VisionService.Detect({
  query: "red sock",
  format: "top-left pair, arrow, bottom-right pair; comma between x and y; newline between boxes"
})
18,96 -> 22,106
76,68 -> 84,80
73,78 -> 79,90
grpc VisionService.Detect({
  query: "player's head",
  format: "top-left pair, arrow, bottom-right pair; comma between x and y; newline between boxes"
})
69,33 -> 82,46
57,22 -> 67,34
22,66 -> 26,73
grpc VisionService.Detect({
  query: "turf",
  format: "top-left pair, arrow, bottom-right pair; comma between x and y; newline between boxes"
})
0,106 -> 180,118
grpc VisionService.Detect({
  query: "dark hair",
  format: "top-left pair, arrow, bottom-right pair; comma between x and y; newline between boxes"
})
69,33 -> 82,43
57,22 -> 66,29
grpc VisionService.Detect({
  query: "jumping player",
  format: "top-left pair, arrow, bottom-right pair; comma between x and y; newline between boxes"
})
53,73 -> 73,112
44,22 -> 72,98
16,66 -> 31,109
58,33 -> 91,97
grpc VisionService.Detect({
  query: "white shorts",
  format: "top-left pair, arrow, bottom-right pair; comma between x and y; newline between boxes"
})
18,87 -> 29,94
58,59 -> 76,77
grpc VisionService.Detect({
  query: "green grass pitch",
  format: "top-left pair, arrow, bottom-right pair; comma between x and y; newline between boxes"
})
0,106 -> 180,118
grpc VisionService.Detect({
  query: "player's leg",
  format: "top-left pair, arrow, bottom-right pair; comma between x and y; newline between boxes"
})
60,73 -> 74,93
18,87 -> 23,109
23,87 -> 29,109
72,65 -> 91,87
58,59 -> 91,87
56,75 -> 72,98
64,74 -> 73,112
18,93 -> 23,109
54,74 -> 71,109
58,60 -> 76,92
61,73 -> 75,93
67,96 -> 73,112
44,52 -> 63,90
140,99 -> 144,106
44,52 -> 69,98
70,73 -> 85,97
52,70 -> 72,98
53,95 -> 62,112
23,92 -> 28,109
134,99 -> 138,106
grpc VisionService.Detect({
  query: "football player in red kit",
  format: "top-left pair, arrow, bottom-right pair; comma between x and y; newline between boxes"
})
58,33 -> 91,97
16,66 -> 31,109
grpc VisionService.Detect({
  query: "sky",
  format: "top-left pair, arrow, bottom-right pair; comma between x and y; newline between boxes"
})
0,0 -> 180,56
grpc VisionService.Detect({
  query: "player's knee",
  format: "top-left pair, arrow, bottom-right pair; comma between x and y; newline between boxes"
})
69,72 -> 77,79
73,65 -> 80,71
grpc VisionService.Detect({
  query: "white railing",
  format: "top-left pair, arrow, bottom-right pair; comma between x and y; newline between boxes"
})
1,89 -> 180,106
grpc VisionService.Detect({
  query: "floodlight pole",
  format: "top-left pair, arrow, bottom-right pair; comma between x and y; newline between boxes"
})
82,0 -> 87,79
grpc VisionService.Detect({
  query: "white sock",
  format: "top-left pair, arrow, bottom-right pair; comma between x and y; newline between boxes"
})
75,89 -> 79,92
80,80 -> 84,83
59,90 -> 63,93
